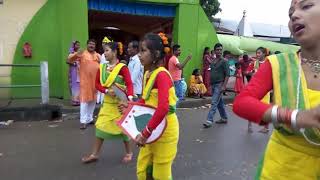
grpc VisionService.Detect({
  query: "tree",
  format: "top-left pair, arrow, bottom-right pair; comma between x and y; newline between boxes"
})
200,0 -> 222,22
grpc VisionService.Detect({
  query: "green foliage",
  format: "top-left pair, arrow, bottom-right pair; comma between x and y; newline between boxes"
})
200,0 -> 221,22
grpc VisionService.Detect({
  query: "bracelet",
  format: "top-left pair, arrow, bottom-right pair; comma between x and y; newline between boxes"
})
271,105 -> 279,128
291,109 -> 299,130
105,89 -> 108,94
128,95 -> 133,101
142,127 -> 152,138
286,109 -> 293,126
278,108 -> 292,126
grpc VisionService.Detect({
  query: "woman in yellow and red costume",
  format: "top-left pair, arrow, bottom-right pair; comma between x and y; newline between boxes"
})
233,0 -> 320,179
82,41 -> 134,164
121,33 -> 179,180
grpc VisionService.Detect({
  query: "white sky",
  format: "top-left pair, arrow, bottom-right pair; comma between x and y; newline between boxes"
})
216,0 -> 292,25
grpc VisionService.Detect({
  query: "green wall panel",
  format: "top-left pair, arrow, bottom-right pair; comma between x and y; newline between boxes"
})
56,0 -> 89,99
11,1 -> 59,98
173,4 -> 218,84
11,0 -> 217,99
11,0 -> 88,99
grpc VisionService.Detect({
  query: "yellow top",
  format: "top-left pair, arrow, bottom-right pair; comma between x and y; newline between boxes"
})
272,88 -> 320,157
307,88 -> 320,108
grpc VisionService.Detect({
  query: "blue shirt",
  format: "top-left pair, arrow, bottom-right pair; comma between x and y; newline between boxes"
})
228,59 -> 237,76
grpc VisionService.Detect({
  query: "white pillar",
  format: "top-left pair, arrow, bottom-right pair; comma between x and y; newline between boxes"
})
40,61 -> 49,104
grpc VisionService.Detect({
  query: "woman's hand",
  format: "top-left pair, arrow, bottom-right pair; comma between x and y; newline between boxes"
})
107,89 -> 116,97
76,49 -> 84,56
118,101 -> 128,114
296,106 -> 320,129
135,134 -> 147,147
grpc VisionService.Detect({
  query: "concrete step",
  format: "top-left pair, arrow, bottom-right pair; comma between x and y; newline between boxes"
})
0,94 -> 235,122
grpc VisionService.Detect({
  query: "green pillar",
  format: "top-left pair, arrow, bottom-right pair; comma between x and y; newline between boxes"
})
56,0 -> 89,99
173,3 -> 218,84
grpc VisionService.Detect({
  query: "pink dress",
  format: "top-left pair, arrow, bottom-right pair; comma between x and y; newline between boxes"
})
202,54 -> 212,96
68,50 -> 100,103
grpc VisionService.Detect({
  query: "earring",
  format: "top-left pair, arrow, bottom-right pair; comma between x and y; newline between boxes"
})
153,61 -> 156,64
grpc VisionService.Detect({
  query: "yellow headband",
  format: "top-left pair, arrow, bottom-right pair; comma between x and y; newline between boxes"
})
102,37 -> 112,43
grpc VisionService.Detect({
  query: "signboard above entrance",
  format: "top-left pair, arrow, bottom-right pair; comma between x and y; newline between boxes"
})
88,0 -> 176,17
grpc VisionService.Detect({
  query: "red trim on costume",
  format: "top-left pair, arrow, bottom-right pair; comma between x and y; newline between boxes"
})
144,71 -> 172,132
95,69 -> 106,93
95,66 -> 134,96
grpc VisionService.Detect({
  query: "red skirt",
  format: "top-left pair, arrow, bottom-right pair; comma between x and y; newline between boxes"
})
234,77 -> 244,93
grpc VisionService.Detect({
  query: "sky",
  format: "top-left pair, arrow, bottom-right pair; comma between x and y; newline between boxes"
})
216,0 -> 292,26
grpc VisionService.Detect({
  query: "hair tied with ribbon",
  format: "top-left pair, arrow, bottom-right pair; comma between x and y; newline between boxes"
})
102,37 -> 113,43
158,32 -> 170,54
118,42 -> 124,55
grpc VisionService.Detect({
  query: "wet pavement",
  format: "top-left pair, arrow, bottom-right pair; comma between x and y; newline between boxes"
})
0,107 -> 270,180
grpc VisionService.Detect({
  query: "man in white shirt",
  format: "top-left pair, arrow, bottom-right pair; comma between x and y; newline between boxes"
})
96,37 -> 110,104
127,41 -> 143,99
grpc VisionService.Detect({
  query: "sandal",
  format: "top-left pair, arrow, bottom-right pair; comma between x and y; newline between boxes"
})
122,153 -> 133,163
82,154 -> 98,164
258,128 -> 269,134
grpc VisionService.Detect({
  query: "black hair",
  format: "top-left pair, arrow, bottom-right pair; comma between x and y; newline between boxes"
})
256,47 -> 267,54
106,42 -> 122,58
192,68 -> 200,75
172,44 -> 180,53
87,39 -> 96,44
223,50 -> 231,58
214,43 -> 223,50
235,62 -> 241,69
243,54 -> 249,60
74,40 -> 80,44
130,41 -> 139,50
203,47 -> 210,56
143,33 -> 165,63
274,51 -> 282,54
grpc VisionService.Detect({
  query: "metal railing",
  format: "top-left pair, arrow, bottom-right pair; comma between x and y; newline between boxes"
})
0,61 -> 49,104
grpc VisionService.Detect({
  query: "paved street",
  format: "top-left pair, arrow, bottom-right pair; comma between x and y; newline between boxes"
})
0,107 -> 270,180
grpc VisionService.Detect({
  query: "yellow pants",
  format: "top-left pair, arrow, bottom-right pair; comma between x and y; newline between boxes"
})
137,114 -> 179,180
256,132 -> 320,179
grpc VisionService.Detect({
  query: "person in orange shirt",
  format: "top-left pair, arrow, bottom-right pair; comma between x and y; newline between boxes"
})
68,39 -> 101,129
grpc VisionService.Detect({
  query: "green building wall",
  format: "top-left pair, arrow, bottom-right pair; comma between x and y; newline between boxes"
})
11,0 -> 218,99
12,0 -> 89,99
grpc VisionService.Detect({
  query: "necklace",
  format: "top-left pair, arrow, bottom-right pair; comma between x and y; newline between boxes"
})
146,70 -> 156,79
300,56 -> 320,78
296,56 -> 320,146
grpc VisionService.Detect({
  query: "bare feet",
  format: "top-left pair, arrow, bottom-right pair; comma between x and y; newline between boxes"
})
82,154 -> 98,164
258,127 -> 269,134
122,153 -> 133,163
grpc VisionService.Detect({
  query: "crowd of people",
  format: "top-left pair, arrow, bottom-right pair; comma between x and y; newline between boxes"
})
61,0 -> 320,179
200,42 -> 282,132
